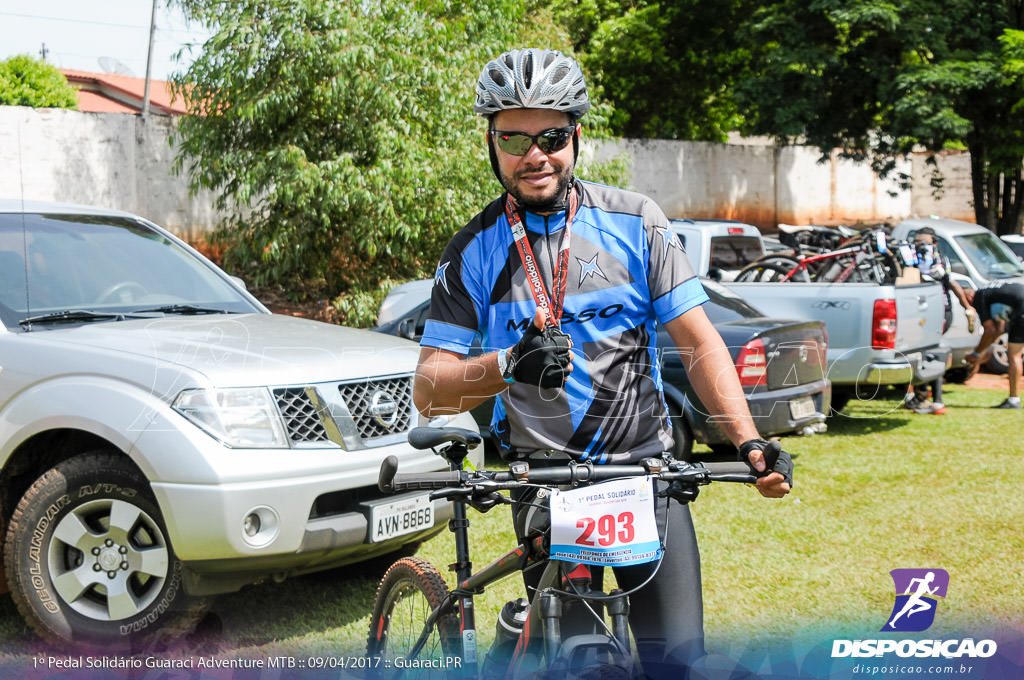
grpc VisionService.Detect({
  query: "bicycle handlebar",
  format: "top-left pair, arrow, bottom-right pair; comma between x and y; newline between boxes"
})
377,454 -> 756,495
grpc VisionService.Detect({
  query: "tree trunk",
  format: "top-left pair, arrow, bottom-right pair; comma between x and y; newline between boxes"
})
968,140 -> 1024,234
970,141 -> 990,228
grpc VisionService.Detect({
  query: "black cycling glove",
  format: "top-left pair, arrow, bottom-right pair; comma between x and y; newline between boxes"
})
738,438 -> 794,486
508,324 -> 572,388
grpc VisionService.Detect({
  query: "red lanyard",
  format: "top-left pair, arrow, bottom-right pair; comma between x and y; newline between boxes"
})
505,189 -> 579,329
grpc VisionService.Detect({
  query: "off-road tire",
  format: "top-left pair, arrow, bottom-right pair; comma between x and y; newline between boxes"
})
366,556 -> 459,671
2,451 -> 207,652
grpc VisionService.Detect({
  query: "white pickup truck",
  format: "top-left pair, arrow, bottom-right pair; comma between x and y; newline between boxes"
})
0,201 -> 480,651
673,220 -> 950,411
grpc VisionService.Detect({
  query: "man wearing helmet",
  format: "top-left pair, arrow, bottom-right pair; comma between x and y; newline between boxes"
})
413,48 -> 791,673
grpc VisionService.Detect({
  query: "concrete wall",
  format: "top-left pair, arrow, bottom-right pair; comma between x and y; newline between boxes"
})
2,105 -> 978,243
0,106 -> 225,243
910,150 -> 976,223
590,138 -> 941,230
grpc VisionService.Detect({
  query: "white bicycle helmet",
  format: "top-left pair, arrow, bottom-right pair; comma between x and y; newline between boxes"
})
474,48 -> 590,118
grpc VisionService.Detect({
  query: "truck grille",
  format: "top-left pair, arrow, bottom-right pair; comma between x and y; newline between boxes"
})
274,387 -> 330,443
272,375 -> 414,448
338,377 -> 414,441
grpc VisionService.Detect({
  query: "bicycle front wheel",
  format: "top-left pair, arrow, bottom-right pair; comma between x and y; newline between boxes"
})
366,557 -> 460,667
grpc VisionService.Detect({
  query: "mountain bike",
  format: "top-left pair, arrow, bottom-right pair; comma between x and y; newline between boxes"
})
364,426 -> 759,680
735,228 -> 903,284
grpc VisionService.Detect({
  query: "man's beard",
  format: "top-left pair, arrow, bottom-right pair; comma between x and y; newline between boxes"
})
501,163 -> 574,212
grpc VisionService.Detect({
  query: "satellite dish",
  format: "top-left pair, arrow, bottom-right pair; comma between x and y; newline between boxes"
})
97,57 -> 136,78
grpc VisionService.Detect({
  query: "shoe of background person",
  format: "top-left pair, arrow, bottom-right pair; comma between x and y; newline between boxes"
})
992,399 -> 1021,410
903,394 -> 923,410
913,401 -> 946,415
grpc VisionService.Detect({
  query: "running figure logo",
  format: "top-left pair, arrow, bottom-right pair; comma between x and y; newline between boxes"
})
881,568 -> 949,632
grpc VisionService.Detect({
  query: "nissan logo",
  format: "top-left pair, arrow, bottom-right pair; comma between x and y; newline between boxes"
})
368,390 -> 399,428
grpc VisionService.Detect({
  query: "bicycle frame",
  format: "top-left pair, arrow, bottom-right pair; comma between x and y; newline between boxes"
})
778,242 -> 870,282
414,463 -> 633,678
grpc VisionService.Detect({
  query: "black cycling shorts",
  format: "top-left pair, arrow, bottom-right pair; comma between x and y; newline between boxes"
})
1008,316 -> 1024,344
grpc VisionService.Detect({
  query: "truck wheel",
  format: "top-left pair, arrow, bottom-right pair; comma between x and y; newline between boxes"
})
2,452 -> 207,652
983,334 -> 1009,375
829,388 -> 853,415
945,363 -> 979,384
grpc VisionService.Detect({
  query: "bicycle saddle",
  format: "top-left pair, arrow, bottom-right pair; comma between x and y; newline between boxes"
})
408,426 -> 483,451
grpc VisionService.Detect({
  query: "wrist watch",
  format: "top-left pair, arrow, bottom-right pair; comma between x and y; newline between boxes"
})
496,348 -> 515,383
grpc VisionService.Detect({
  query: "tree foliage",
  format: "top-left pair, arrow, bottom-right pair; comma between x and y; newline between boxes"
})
0,55 -> 78,109
169,0 -> 624,325
736,0 -> 1024,234
547,0 -> 751,141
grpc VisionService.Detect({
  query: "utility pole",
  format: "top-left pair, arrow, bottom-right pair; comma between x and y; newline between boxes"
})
142,0 -> 158,118
39,43 -> 49,62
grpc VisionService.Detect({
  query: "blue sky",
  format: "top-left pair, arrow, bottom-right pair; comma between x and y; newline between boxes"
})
0,1 -> 210,81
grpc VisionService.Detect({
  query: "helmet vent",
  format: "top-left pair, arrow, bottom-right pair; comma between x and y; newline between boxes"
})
549,65 -> 569,85
488,69 -> 506,87
522,52 -> 534,90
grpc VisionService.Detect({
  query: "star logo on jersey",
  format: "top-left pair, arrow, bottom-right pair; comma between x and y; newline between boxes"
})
434,261 -> 450,294
576,254 -> 608,286
653,225 -> 685,260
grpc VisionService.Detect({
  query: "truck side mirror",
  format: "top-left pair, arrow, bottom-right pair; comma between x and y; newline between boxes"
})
397,317 -> 417,340
950,262 -> 969,276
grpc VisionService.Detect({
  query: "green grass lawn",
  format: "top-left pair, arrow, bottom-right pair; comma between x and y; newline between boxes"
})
1,383 -> 1021,668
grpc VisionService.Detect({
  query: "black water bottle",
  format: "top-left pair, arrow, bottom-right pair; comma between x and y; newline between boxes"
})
482,598 -> 530,676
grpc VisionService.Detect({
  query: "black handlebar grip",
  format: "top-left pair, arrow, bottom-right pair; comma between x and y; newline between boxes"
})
390,470 -> 463,492
378,455 -> 399,493
703,461 -> 757,476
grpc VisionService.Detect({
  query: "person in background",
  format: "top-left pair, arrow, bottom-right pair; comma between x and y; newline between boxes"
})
964,282 -> 1024,409
904,227 -> 976,415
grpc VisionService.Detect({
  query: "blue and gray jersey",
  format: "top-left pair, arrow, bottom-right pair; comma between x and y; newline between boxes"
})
421,181 -> 708,463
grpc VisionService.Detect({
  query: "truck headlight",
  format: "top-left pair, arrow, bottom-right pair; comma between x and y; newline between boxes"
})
173,388 -> 289,448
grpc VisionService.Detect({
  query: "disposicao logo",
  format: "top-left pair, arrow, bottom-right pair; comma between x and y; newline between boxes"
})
831,568 -> 998,660
882,568 -> 948,632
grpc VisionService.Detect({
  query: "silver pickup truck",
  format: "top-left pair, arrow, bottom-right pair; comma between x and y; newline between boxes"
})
722,281 -> 949,411
0,201 -> 480,651
672,220 -> 950,412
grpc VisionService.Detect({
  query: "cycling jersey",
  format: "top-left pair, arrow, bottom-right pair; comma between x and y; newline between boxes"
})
421,180 -> 708,463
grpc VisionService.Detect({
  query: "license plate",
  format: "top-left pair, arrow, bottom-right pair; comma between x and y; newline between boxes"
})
369,494 -> 434,543
789,396 -> 816,420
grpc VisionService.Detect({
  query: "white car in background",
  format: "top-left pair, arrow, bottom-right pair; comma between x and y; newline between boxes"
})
0,200 -> 479,650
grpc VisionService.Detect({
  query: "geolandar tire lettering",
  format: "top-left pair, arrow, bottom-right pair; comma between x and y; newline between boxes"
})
2,451 -> 208,652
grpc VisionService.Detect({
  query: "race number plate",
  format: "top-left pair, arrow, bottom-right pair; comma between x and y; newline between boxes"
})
368,494 -> 434,543
549,476 -> 661,566
789,396 -> 816,420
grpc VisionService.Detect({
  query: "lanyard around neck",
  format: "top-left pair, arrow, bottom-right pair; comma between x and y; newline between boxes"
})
505,188 -> 579,329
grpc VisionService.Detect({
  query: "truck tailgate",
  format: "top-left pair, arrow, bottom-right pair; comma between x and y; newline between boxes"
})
722,281 -> 945,353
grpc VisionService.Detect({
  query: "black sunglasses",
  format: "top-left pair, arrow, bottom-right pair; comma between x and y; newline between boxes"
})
490,126 -> 576,156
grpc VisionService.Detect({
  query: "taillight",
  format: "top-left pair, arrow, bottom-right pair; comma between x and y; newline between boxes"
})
735,338 -> 767,386
872,299 -> 897,349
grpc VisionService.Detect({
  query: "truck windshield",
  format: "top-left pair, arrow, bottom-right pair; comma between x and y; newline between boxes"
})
0,213 -> 260,330
954,232 -> 1024,279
